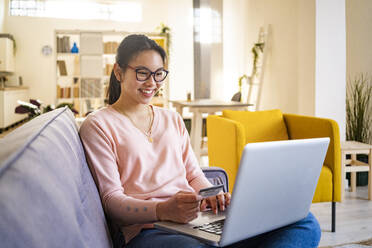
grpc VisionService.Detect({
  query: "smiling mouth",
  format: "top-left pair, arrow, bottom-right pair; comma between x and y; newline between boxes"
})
139,88 -> 155,96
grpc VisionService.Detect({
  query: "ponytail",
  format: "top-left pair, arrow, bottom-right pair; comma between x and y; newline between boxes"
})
107,70 -> 121,105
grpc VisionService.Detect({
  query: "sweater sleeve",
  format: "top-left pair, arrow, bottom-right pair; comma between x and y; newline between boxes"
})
79,116 -> 159,225
176,114 -> 213,193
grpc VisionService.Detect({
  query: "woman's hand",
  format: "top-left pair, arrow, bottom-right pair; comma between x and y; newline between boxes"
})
156,191 -> 202,223
200,192 -> 231,214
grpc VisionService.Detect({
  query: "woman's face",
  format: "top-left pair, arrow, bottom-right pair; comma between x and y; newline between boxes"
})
118,50 -> 165,105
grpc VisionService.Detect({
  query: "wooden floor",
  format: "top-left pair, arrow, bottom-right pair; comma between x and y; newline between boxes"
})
0,119 -> 28,138
311,186 -> 372,247
0,127 -> 14,138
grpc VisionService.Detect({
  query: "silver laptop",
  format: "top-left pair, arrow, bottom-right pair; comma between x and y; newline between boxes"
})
154,138 -> 329,247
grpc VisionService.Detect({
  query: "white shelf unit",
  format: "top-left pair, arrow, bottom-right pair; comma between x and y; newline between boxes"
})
0,88 -> 29,130
55,30 -> 169,117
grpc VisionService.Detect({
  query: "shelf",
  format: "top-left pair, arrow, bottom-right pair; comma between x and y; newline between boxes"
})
78,97 -> 105,100
57,98 -> 75,101
57,75 -> 80,78
57,53 -> 79,56
80,53 -> 103,56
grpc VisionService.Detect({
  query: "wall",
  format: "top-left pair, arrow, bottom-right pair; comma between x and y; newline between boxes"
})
346,0 -> 372,78
0,0 -> 4,32
315,0 -> 346,141
223,0 -> 346,139
165,0 -> 194,101
224,0 -> 316,113
297,0 -> 315,116
3,0 -> 194,105
222,0 -> 249,102
243,0 -> 300,113
346,0 -> 372,142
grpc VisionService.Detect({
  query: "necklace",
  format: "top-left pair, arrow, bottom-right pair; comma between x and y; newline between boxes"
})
116,105 -> 154,143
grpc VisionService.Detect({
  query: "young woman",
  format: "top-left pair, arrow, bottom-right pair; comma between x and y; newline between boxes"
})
79,34 -> 321,248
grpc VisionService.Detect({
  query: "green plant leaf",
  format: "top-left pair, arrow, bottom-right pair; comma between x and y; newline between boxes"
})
346,74 -> 372,144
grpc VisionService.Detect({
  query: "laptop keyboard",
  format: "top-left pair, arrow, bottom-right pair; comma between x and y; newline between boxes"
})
193,219 -> 225,235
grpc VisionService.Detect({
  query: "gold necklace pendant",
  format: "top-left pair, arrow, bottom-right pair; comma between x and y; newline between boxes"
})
147,106 -> 154,143
117,105 -> 154,143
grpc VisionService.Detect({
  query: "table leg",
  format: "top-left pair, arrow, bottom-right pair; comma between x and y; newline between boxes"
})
369,149 -> 372,200
190,110 -> 203,164
175,106 -> 183,116
341,151 -> 346,202
351,154 -> 357,192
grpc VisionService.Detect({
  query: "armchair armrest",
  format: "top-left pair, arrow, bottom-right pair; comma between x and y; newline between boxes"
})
283,114 -> 341,201
202,166 -> 229,193
206,115 -> 245,192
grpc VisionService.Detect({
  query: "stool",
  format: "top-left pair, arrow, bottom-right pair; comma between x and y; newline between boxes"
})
340,141 -> 372,201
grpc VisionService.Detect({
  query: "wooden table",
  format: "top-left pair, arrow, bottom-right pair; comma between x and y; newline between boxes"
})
341,141 -> 372,201
170,99 -> 253,163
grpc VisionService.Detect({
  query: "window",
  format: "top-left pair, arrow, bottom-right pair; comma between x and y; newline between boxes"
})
194,7 -> 222,44
9,0 -> 142,22
10,0 -> 42,16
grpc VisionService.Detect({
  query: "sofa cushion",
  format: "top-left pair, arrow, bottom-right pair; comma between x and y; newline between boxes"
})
0,107 -> 112,248
223,109 -> 289,143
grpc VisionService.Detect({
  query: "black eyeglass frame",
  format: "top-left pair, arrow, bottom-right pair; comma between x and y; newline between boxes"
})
126,64 -> 169,83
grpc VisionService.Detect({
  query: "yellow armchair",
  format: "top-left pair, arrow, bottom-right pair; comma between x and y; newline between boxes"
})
207,109 -> 341,232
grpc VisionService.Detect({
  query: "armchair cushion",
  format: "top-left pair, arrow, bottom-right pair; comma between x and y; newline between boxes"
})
223,109 -> 289,143
313,165 -> 333,203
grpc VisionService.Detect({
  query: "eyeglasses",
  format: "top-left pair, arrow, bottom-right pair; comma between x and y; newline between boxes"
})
127,65 -> 169,83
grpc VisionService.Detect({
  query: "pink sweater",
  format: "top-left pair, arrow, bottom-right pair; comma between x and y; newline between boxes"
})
79,105 -> 212,243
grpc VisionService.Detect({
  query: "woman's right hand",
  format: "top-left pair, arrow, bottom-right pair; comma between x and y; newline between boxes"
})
156,191 -> 202,223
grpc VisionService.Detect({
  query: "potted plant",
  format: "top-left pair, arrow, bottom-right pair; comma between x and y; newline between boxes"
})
346,73 -> 372,186
15,100 -> 78,119
346,74 -> 372,143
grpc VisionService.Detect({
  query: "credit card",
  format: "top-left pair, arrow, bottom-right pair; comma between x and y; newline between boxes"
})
199,184 -> 224,198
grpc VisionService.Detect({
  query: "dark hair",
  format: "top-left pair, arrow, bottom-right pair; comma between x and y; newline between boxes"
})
107,34 -> 167,104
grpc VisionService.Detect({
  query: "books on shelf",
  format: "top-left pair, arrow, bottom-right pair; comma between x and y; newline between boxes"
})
57,60 -> 67,76
73,86 -> 79,98
105,64 -> 114,76
57,36 -> 71,53
104,41 -> 119,54
57,85 -> 73,99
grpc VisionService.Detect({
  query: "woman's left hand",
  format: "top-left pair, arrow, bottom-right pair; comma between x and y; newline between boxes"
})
200,192 -> 231,214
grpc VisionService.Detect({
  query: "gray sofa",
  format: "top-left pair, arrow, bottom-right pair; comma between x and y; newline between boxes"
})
0,107 -> 113,248
0,107 -> 228,248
